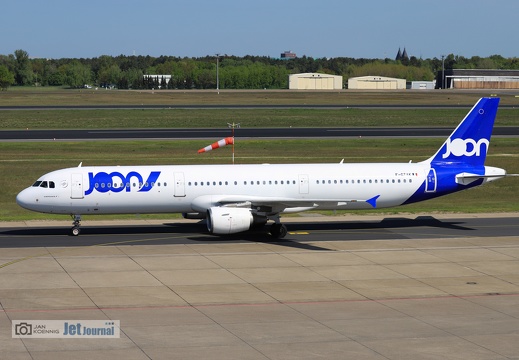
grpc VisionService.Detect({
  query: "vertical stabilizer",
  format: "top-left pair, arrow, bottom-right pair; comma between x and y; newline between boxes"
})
425,97 -> 499,166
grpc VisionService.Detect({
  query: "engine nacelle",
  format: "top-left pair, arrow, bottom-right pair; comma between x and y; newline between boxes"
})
182,212 -> 207,219
206,207 -> 267,235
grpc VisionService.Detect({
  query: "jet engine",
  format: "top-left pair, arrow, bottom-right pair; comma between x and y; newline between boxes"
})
206,207 -> 267,235
182,212 -> 207,219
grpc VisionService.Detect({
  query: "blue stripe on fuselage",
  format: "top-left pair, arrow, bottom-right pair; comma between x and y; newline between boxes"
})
402,165 -> 484,205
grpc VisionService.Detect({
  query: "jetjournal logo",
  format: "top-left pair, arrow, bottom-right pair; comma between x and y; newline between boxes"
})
442,138 -> 489,159
85,171 -> 161,195
12,320 -> 120,339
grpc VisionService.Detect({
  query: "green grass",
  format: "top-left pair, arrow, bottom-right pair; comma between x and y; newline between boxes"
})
1,108 -> 519,129
2,87 -> 519,106
2,138 -> 518,221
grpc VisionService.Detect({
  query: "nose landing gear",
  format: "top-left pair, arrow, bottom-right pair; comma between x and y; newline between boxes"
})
71,214 -> 81,236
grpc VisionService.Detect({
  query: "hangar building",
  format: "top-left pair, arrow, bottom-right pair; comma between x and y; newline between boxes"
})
436,69 -> 519,89
348,76 -> 406,90
289,73 -> 343,90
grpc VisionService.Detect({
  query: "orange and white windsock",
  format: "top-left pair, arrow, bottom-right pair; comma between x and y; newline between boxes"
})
198,137 -> 234,153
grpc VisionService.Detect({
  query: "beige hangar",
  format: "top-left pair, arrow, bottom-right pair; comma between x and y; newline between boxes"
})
348,76 -> 406,90
289,73 -> 343,90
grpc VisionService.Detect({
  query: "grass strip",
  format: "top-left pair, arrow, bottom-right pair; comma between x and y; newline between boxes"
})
1,108 -> 519,130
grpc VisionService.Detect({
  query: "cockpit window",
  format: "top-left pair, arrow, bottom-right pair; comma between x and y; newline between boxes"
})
31,181 -> 55,189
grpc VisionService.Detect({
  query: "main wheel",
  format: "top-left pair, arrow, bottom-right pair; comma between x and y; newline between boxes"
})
270,223 -> 288,239
71,227 -> 81,236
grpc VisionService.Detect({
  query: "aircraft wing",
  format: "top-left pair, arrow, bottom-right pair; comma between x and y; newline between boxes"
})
191,194 -> 380,214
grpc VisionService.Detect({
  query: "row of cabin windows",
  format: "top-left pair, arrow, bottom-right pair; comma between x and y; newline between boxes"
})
94,182 -> 167,189
32,178 -> 412,190
188,180 -> 297,186
187,178 -> 413,187
316,178 -> 413,185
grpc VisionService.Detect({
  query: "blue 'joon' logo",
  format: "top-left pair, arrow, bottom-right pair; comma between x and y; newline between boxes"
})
85,171 -> 161,195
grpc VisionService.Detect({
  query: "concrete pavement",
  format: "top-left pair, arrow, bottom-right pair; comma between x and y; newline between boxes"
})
1,215 -> 519,359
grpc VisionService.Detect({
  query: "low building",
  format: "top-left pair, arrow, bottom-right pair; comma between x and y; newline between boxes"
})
437,69 -> 519,89
410,81 -> 435,90
281,51 -> 297,59
348,76 -> 406,90
289,73 -> 343,90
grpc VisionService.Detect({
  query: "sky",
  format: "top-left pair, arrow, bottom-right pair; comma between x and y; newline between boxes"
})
2,0 -> 518,60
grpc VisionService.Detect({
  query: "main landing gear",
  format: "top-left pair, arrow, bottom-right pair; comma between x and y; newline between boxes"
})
269,215 -> 288,239
71,214 -> 81,236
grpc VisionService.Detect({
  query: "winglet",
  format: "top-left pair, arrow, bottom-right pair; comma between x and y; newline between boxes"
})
366,195 -> 380,208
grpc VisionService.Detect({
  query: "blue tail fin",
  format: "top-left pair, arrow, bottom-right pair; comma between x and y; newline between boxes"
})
426,97 -> 499,166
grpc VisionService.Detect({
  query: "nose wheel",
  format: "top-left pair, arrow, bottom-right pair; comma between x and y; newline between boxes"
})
71,215 -> 81,236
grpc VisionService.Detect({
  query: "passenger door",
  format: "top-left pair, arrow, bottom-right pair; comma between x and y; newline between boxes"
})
174,172 -> 186,197
425,169 -> 437,193
299,174 -> 309,194
71,173 -> 84,199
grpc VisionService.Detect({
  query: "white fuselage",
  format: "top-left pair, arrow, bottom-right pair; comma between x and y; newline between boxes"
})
16,162 -> 430,216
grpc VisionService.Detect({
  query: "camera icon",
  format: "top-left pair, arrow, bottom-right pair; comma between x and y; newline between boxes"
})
15,322 -> 32,336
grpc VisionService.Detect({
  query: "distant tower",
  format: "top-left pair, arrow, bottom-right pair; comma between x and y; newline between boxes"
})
395,47 -> 409,62
401,48 -> 409,61
395,48 -> 402,61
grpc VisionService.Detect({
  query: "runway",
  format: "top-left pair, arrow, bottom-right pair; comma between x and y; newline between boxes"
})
2,214 -> 519,359
2,126 -> 519,141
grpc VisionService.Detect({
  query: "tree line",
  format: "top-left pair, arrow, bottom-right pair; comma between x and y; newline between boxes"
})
1,50 -> 519,91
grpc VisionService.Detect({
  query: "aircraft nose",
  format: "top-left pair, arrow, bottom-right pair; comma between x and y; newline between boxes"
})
16,188 -> 36,210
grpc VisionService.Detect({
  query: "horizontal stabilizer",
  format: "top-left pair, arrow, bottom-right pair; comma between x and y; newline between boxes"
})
455,172 -> 506,185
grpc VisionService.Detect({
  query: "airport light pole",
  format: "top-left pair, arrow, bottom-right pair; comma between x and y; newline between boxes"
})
216,53 -> 221,94
441,55 -> 445,89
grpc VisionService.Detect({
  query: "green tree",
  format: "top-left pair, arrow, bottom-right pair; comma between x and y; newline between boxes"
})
64,61 -> 92,88
118,68 -> 143,89
0,54 -> 15,73
98,64 -> 122,86
476,57 -> 497,69
196,69 -> 214,89
0,65 -> 15,90
14,49 -> 34,85
44,63 -> 65,86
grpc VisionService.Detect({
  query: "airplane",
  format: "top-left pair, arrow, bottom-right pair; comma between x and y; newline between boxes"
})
16,97 -> 510,238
